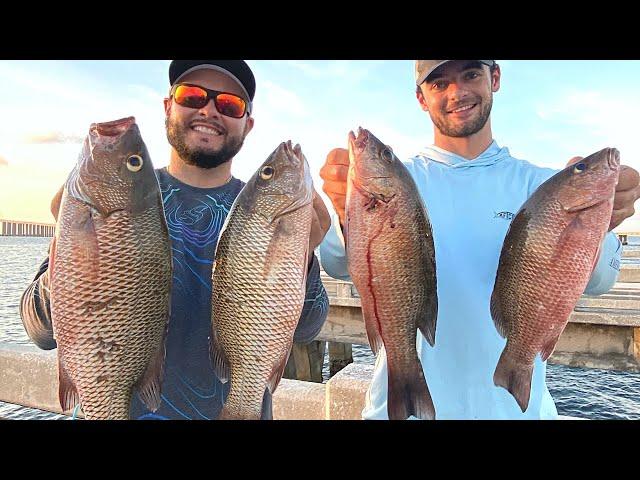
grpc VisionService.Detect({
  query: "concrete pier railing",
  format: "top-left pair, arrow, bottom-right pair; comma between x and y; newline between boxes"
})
318,274 -> 640,373
0,342 -> 370,420
0,343 -> 582,420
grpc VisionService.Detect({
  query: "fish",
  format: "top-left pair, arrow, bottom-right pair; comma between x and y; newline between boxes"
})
210,141 -> 314,420
50,117 -> 172,420
491,148 -> 620,412
345,127 -> 438,420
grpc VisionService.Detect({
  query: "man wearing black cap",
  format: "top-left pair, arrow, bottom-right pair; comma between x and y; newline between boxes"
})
319,60 -> 640,419
19,60 -> 331,420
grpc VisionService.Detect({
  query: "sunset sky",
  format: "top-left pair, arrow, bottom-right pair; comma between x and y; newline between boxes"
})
1,60 -> 638,232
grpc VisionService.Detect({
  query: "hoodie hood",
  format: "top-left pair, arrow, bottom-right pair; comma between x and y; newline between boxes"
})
414,140 -> 512,169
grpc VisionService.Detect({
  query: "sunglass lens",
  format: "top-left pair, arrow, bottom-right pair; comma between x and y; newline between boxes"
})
174,85 -> 208,109
215,94 -> 246,118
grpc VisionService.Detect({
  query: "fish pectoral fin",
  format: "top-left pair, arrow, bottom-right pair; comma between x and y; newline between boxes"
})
540,333 -> 562,362
209,327 -> 230,383
49,235 -> 57,280
416,292 -> 438,347
135,327 -> 167,412
58,357 -> 80,413
263,215 -> 306,280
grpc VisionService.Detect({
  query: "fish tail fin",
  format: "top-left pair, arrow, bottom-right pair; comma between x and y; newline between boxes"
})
387,360 -> 435,420
493,348 -> 533,413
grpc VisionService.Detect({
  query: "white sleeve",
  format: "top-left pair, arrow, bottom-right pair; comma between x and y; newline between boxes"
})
319,213 -> 352,281
583,231 -> 623,296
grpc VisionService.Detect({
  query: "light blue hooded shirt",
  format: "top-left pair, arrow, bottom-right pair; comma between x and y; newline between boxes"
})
319,141 -> 622,420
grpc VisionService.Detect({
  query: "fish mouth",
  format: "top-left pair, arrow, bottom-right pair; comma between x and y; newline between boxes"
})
268,140 -> 313,220
283,140 -> 303,167
90,117 -> 136,137
349,127 -> 370,155
606,148 -> 620,171
275,140 -> 307,175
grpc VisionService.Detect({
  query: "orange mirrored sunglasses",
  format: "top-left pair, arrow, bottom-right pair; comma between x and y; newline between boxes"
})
170,83 -> 249,118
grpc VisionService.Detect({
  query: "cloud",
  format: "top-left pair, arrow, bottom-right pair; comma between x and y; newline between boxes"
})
24,132 -> 84,144
277,60 -> 387,83
0,156 -> 7,166
280,61 -> 325,78
258,80 -> 309,118
535,89 -> 640,151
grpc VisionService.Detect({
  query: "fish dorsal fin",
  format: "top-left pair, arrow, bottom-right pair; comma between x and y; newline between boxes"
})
491,223 -> 523,339
135,325 -> 168,412
58,357 -> 80,413
209,326 -> 230,384
266,342 -> 292,395
490,287 -> 509,339
416,279 -> 438,347
590,240 -> 603,275
260,388 -> 273,420
362,308 -> 384,355
540,333 -> 562,362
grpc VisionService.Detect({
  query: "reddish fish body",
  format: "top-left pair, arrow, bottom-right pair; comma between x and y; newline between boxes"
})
51,117 -> 172,419
210,141 -> 314,420
345,128 -> 437,420
491,148 -> 620,412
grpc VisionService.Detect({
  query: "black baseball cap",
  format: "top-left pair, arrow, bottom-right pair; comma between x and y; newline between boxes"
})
169,60 -> 256,104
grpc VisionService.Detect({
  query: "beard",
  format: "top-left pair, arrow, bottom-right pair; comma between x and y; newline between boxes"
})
166,116 -> 246,169
430,95 -> 493,138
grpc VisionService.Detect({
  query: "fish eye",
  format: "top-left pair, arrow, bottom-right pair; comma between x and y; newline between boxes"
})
573,163 -> 587,174
126,155 -> 143,172
260,166 -> 275,180
381,148 -> 393,162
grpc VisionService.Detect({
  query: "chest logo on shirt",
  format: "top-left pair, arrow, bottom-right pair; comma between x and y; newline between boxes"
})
610,258 -> 621,271
494,211 -> 515,221
178,205 -> 210,225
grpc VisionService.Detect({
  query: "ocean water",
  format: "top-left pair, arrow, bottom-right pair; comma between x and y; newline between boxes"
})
1,236 -> 640,420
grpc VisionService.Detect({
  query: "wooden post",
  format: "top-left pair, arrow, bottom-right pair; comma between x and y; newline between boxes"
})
328,342 -> 353,377
283,341 -> 326,383
634,328 -> 640,361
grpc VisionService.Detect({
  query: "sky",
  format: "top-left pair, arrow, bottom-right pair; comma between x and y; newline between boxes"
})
0,60 -> 639,232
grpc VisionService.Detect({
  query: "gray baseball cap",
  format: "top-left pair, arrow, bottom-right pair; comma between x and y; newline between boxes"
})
415,60 -> 495,86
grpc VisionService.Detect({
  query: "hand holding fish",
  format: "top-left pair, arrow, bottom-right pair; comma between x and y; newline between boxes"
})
320,147 -> 349,226
567,155 -> 640,231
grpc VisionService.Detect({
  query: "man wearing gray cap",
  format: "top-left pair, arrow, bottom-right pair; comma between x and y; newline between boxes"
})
20,60 -> 331,420
319,59 -> 640,419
